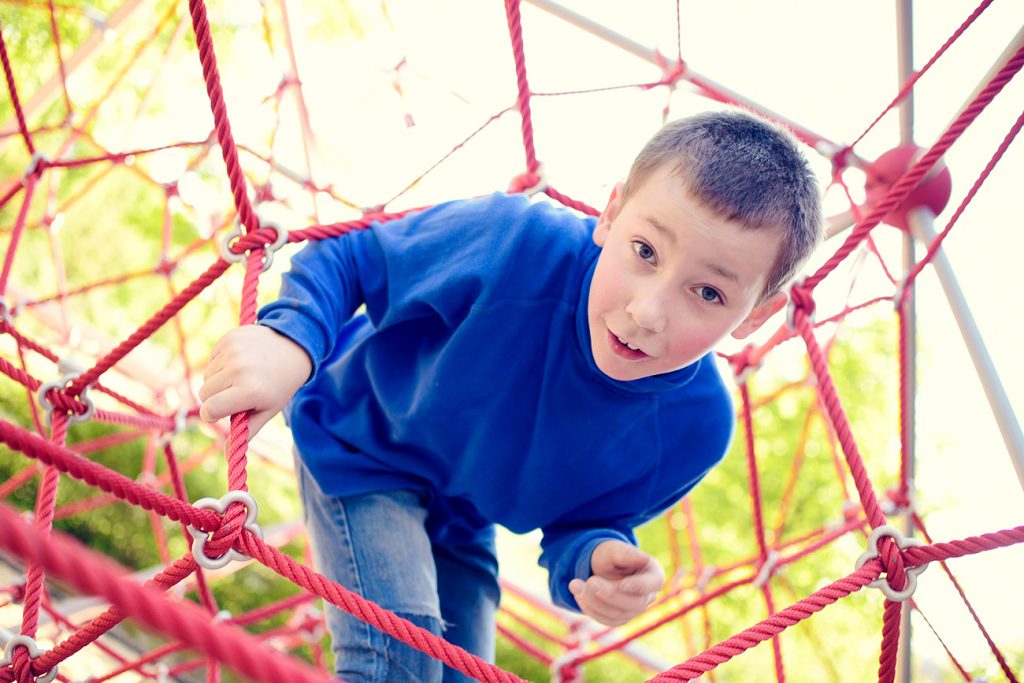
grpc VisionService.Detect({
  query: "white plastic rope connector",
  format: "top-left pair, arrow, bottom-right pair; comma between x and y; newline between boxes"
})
753,551 -> 779,588
695,565 -> 716,592
549,649 -> 585,683
0,635 -> 58,683
158,405 -> 189,446
0,297 -> 14,325
36,365 -> 95,427
188,490 -> 264,570
517,163 -> 548,196
854,525 -> 928,602
218,217 -> 288,273
23,151 -> 49,184
785,277 -> 815,329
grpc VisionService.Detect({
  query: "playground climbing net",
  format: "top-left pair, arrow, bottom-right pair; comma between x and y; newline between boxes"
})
0,0 -> 1023,681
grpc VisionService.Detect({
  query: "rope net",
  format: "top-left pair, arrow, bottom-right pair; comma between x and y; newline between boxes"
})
0,0 -> 1022,681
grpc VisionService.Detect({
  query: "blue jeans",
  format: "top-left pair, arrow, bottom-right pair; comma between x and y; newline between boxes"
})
295,456 -> 500,682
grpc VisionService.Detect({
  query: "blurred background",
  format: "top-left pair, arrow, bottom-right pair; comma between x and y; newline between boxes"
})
1,1 -> 1022,680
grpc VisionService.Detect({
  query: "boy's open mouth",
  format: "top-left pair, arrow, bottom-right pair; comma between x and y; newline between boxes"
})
607,330 -> 649,360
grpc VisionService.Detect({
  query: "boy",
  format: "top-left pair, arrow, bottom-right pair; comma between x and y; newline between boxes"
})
199,109 -> 821,682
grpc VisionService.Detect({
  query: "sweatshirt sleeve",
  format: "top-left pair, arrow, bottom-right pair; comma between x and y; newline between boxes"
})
539,524 -> 637,612
258,193 -> 534,374
257,226 -> 387,377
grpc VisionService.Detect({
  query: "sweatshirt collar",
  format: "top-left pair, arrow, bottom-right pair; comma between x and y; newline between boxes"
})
574,244 -> 701,394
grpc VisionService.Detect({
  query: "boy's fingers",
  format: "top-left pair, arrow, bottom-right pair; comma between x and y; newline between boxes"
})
611,544 -> 653,570
579,576 -> 646,615
197,369 -> 231,403
203,352 -> 226,382
199,386 -> 255,423
619,567 -> 664,596
593,541 -> 653,579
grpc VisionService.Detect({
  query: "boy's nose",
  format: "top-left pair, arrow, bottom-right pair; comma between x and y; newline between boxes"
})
626,292 -> 667,333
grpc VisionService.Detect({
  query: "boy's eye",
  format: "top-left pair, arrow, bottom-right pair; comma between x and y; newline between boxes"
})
697,286 -> 723,304
631,241 -> 655,261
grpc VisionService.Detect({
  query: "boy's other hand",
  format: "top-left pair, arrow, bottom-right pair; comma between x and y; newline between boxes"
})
569,540 -> 665,627
198,324 -> 312,439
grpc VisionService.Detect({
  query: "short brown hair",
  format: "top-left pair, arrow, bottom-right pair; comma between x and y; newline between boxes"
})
623,110 -> 822,299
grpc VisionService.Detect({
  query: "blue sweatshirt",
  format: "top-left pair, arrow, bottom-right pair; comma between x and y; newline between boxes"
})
258,192 -> 734,610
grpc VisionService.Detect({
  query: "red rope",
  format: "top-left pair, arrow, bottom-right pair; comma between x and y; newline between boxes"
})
0,175 -> 37,297
67,258 -> 230,396
877,600 -> 902,682
32,556 -> 197,674
849,0 -> 994,148
0,419 -> 220,530
503,0 -> 540,176
186,0 -> 258,234
46,0 -> 72,121
793,306 -> 888,527
235,531 -> 528,682
911,514 -> 1019,682
1,2 -> 1021,680
807,42 -> 1024,291
0,23 -> 35,155
649,567 -> 880,681
649,524 -> 1024,681
737,382 -> 786,680
899,107 -> 1024,306
0,504 -> 331,683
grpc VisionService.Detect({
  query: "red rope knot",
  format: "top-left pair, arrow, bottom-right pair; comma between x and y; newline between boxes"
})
292,605 -> 327,641
0,636 -> 57,683
785,278 -> 816,329
646,50 -> 687,90
854,525 -> 928,602
727,343 -> 762,384
0,298 -> 15,325
8,581 -> 26,604
883,486 -> 915,516
187,491 -> 264,570
154,256 -> 177,276
841,500 -> 861,523
254,182 -> 276,204
549,651 -> 584,683
36,362 -> 95,427
752,550 -> 780,589
829,145 -> 855,182
508,165 -> 546,196
218,218 -> 288,273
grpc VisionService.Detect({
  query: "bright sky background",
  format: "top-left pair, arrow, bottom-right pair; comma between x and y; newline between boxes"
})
72,0 -> 1024,675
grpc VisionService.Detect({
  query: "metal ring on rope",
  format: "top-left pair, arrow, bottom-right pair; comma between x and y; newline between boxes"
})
188,490 -> 264,570
218,218 -> 288,273
0,635 -> 58,683
854,524 -> 928,602
36,371 -> 95,428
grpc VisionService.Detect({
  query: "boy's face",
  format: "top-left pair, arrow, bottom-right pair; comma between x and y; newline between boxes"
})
588,166 -> 788,382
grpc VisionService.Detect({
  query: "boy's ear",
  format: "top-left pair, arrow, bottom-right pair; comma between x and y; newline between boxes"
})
593,181 -> 624,247
731,291 -> 788,340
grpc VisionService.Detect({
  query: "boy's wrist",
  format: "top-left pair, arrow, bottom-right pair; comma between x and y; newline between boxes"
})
256,318 -> 320,382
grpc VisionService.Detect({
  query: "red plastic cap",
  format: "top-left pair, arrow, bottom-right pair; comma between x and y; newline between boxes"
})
863,144 -> 952,231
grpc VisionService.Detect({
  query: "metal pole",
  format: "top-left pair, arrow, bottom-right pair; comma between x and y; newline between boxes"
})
894,2 -> 916,682
520,0 -> 853,163
940,24 -> 1024,133
907,207 -> 1024,490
